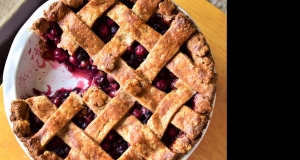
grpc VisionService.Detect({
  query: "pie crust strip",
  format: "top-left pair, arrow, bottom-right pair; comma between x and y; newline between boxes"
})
146,79 -> 195,138
83,88 -> 135,143
115,115 -> 178,160
58,0 -> 117,54
25,94 -> 113,159
27,92 -> 84,147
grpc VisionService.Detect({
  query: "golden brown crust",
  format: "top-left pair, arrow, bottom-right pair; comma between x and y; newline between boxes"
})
158,0 -> 176,16
84,88 -> 135,143
59,0 -> 117,55
82,86 -> 109,114
187,32 -> 210,58
193,93 -> 213,114
12,120 -> 31,138
124,78 -> 143,95
10,100 -> 31,138
147,80 -> 195,138
10,100 -> 29,121
59,0 -> 83,8
171,107 -> 208,140
15,94 -> 113,159
30,18 -> 50,39
119,147 -> 144,160
38,151 -> 63,160
170,135 -> 191,154
136,12 -> 197,82
44,1 -> 69,22
116,115 -> 177,160
132,0 -> 161,21
27,92 -> 83,151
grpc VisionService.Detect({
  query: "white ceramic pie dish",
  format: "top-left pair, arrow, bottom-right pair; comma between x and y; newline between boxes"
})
3,0 -> 215,159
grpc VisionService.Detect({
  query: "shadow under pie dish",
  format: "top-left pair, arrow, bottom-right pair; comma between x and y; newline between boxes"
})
3,0 -> 218,159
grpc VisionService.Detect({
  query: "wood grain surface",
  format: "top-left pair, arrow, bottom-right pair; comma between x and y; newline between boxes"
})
0,0 -> 226,159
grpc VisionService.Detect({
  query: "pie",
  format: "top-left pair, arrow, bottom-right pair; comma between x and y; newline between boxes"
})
9,0 -> 218,159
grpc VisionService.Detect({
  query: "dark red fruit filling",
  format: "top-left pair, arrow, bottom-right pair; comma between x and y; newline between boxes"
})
147,14 -> 171,35
72,107 -> 97,130
46,136 -> 71,158
161,124 -> 184,147
152,67 -> 178,93
43,21 -> 63,47
129,102 -> 152,124
29,111 -> 44,133
121,42 -> 149,69
100,130 -> 129,159
92,16 -> 120,43
90,72 -> 120,98
33,87 -> 83,107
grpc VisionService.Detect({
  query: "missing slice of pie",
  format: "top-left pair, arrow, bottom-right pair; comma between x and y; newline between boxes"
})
10,0 -> 218,159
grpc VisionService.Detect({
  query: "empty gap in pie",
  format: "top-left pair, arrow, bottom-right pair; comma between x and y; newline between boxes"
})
100,129 -> 129,159
152,67 -> 178,93
91,15 -> 120,43
129,101 -> 153,124
119,0 -> 136,9
46,136 -> 71,158
161,124 -> 184,147
147,14 -> 172,35
121,41 -> 149,69
72,106 -> 97,130
29,111 -> 44,133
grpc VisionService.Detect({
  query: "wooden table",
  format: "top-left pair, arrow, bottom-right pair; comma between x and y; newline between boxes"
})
0,0 -> 226,159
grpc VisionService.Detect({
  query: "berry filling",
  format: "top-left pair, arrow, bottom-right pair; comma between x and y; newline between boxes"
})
147,14 -> 171,35
92,16 -> 120,43
161,124 -> 184,147
121,41 -> 149,69
101,130 -> 129,159
29,111 -> 44,133
152,67 -> 178,93
129,102 -> 153,124
72,107 -> 97,130
46,136 -> 71,158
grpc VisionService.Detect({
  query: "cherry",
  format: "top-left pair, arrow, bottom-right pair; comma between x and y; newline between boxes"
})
135,44 -> 148,57
107,19 -> 115,26
132,109 -> 143,120
101,140 -> 112,151
155,79 -> 169,92
53,48 -> 68,63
